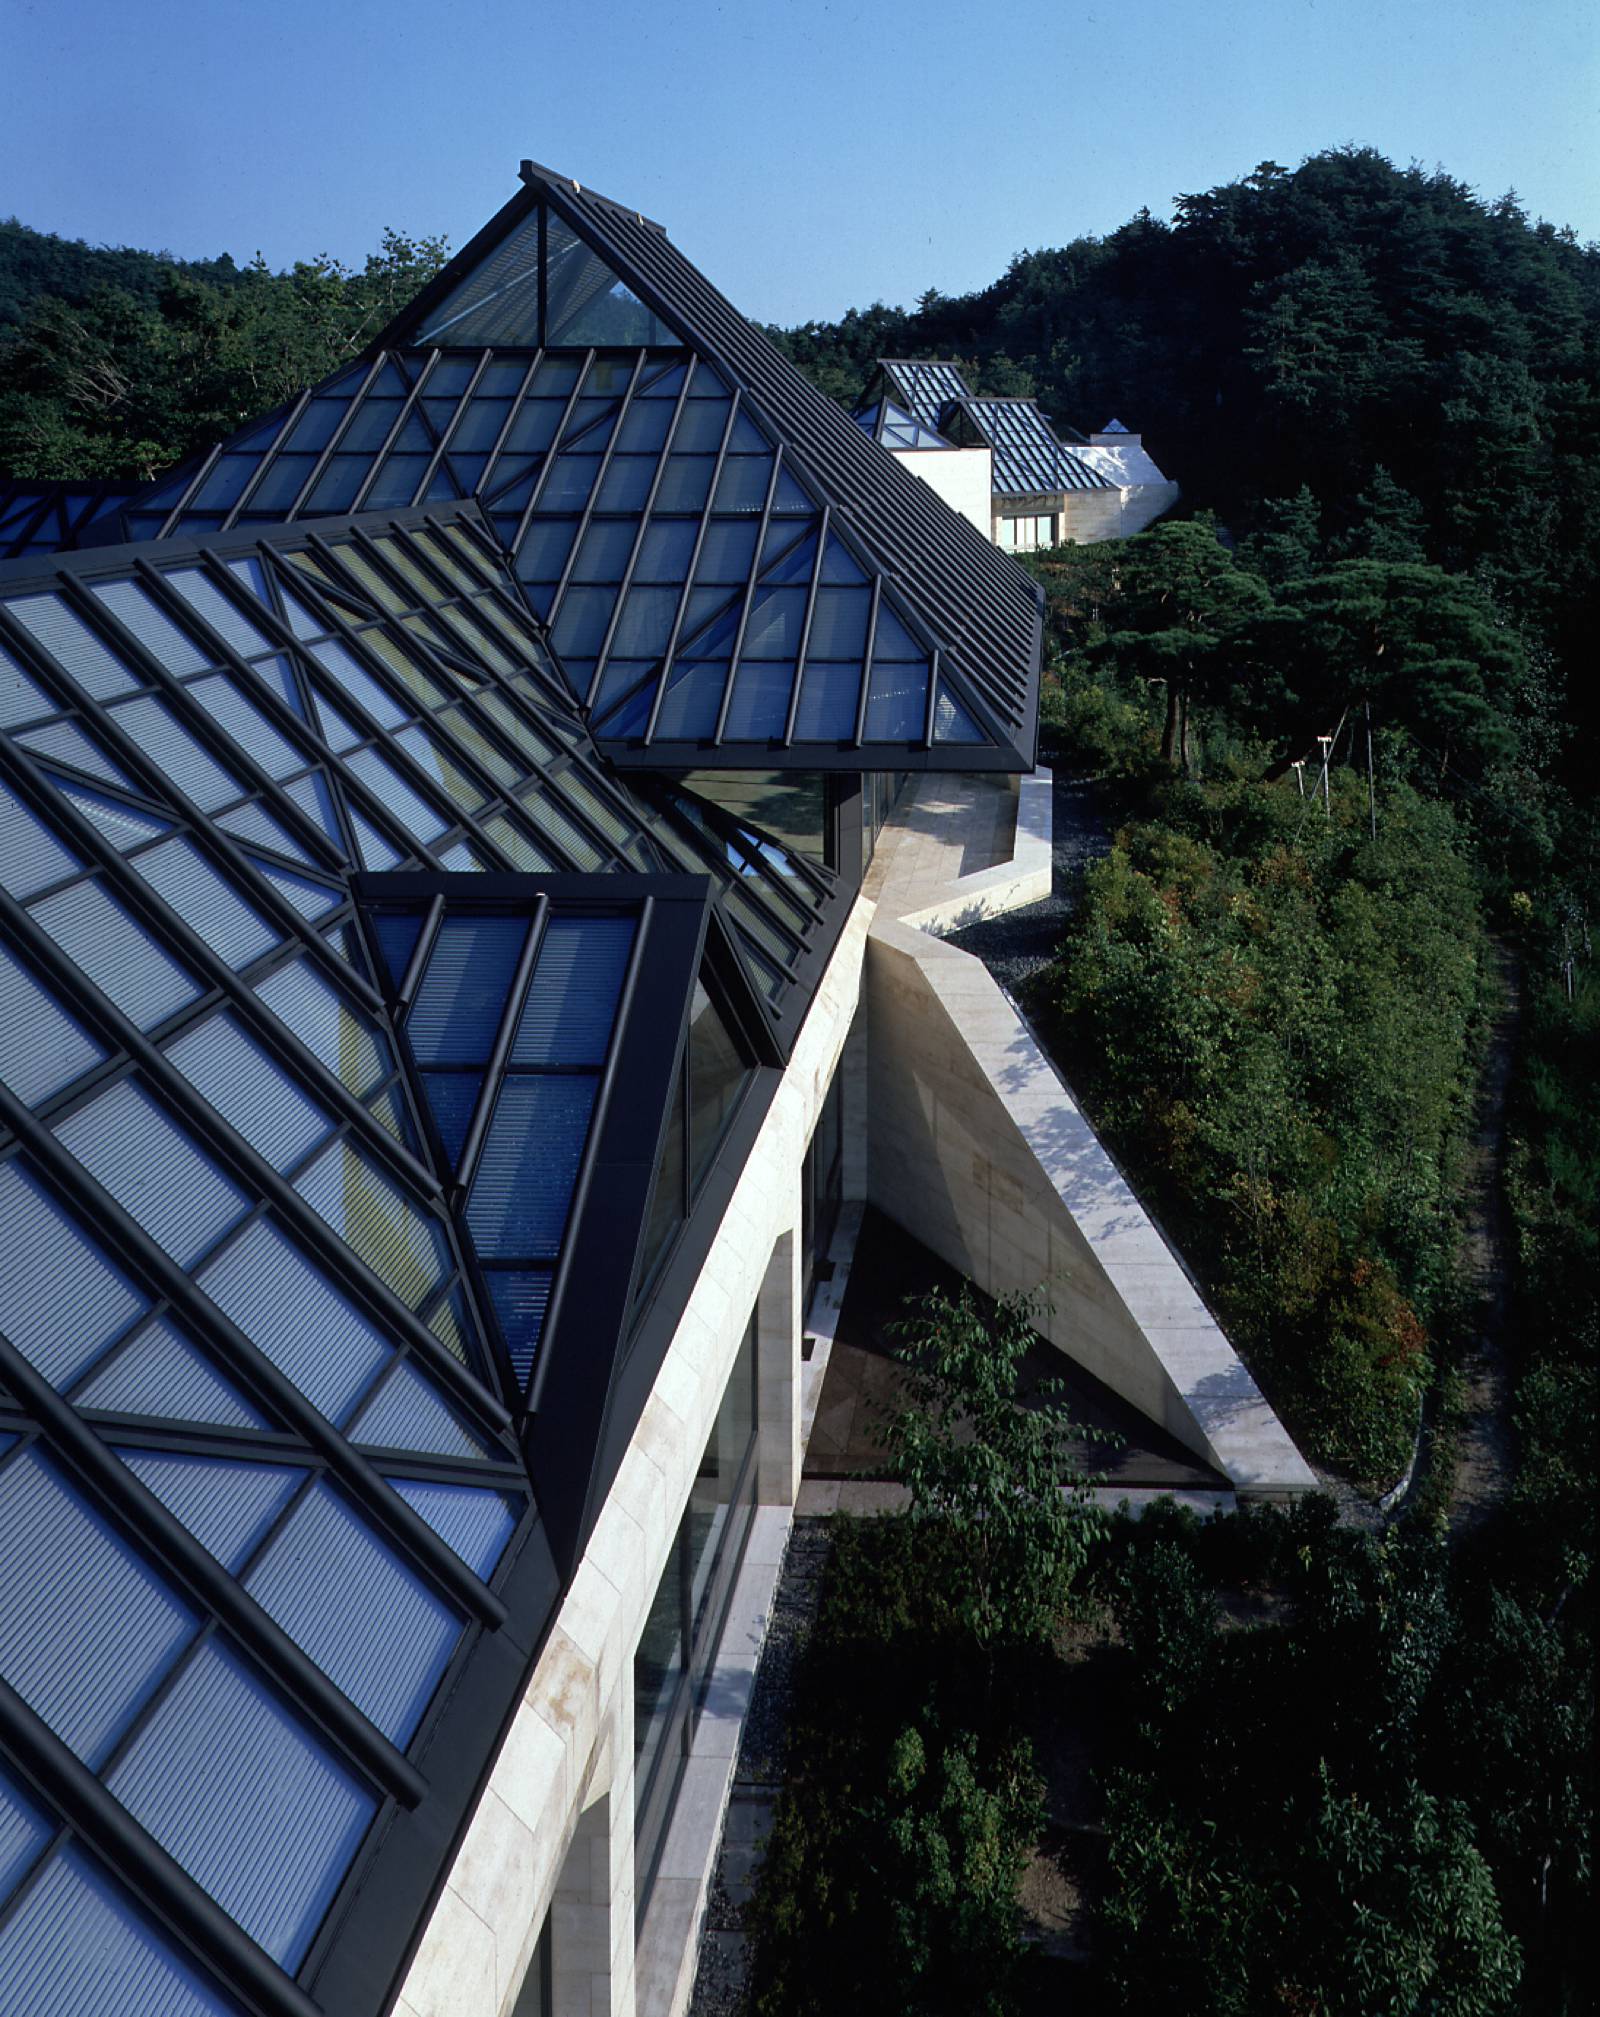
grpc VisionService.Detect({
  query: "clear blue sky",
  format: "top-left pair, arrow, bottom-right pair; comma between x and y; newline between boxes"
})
2,0 -> 1595,324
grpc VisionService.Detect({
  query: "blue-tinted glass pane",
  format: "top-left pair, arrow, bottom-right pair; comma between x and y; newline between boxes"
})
512,916 -> 634,1065
0,639 -> 53,728
307,639 -> 407,729
806,585 -> 870,658
389,1477 -> 520,1580
253,958 -> 391,1098
485,1270 -> 551,1383
293,1138 -> 449,1309
187,674 -> 303,781
90,581 -> 211,677
0,944 -> 104,1106
54,1078 -> 249,1269
724,661 -> 795,741
0,1159 -> 146,1387
635,519 -> 698,581
14,719 -> 133,790
651,661 -> 725,740
52,780 -> 170,852
373,911 -> 424,987
244,1480 -> 460,1743
932,682 -> 989,744
197,1219 -> 391,1423
105,1640 -> 375,1971
468,1077 -> 597,1260
344,747 -> 448,844
0,777 -> 80,899
792,662 -> 862,742
118,1449 -> 304,1573
420,1071 -> 482,1169
5,595 -> 138,699
409,917 -> 527,1066
165,569 -> 276,659
653,456 -> 714,512
863,658 -> 930,741
251,858 -> 339,918
30,877 -> 200,1030
282,770 -> 346,852
350,1358 -> 497,1461
348,804 -> 404,870
712,457 -> 772,514
165,1012 -> 332,1174
0,1846 -> 243,2017
0,1762 -> 53,1902
870,604 -> 925,662
0,1447 -> 197,1767
73,1316 -> 269,1429
128,837 -> 279,970
105,694 -> 242,812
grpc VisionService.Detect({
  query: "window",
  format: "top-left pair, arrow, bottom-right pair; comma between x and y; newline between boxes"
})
633,1311 -> 759,1914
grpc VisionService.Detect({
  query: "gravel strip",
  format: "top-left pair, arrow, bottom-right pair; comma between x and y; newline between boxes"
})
942,770 -> 1110,993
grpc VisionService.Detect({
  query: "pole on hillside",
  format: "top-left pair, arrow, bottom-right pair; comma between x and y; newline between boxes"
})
1365,702 -> 1377,841
1292,759 -> 1305,797
1317,734 -> 1333,817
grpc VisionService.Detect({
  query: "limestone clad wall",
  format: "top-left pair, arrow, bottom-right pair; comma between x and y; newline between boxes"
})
888,443 -> 993,538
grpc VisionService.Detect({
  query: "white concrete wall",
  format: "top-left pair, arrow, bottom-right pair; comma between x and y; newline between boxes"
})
1054,489 -> 1127,544
1116,480 -> 1181,537
889,444 -> 993,539
864,773 -> 1316,1499
395,894 -> 873,2017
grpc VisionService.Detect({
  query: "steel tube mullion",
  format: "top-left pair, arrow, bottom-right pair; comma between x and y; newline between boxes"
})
476,348 -> 547,500
544,351 -> 649,623
588,356 -> 698,684
0,1677 -> 325,2017
405,351 -> 459,507
0,1327 -> 426,1809
0,1076 -> 506,1617
346,351 -> 430,519
280,352 -> 391,525
508,348 -> 596,556
43,573 -> 386,1013
152,442 -> 222,540
782,504 -> 830,748
395,893 -> 447,1010
452,896 -> 549,1196
426,350 -> 497,500
853,578 -> 883,748
0,756 -> 443,1201
709,450 -> 784,748
220,389 -> 312,532
0,884 -> 505,1439
923,647 -> 941,747
640,387 -> 744,739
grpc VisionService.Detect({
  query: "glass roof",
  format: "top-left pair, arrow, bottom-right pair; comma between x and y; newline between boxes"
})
877,360 -> 972,429
957,399 -> 1112,497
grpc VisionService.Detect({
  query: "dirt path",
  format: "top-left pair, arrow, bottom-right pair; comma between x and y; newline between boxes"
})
1446,939 -> 1522,1532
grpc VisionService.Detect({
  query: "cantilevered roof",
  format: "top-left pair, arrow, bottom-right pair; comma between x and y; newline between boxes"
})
100,166 -> 1042,771
0,496 -> 849,2016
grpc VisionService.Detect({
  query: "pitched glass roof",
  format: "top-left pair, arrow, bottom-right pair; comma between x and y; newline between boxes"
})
876,359 -> 973,429
853,400 -> 956,452
955,399 -> 1113,497
0,482 -> 136,563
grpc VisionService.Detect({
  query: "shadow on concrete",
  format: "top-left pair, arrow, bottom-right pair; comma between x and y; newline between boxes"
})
803,1206 -> 1227,1491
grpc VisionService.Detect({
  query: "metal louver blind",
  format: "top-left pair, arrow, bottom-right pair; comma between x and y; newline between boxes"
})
54,1079 -> 249,1271
117,1448 -> 305,1574
73,1318 -> 269,1431
0,943 -> 103,1107
389,1477 -> 520,1580
0,777 -> 80,900
0,1159 -> 146,1389
467,1077 -> 598,1259
128,837 -> 277,971
104,1640 -> 376,1972
512,915 -> 634,1066
408,916 -> 527,1065
30,877 -> 200,1032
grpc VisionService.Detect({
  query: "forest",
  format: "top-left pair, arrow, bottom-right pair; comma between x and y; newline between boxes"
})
1,145 -> 1593,2013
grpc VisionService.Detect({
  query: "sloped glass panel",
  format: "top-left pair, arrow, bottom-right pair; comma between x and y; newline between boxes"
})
349,803 -> 404,870
294,1137 -> 450,1310
0,776 -> 81,898
187,674 -> 303,781
244,1479 -> 460,1743
418,208 -> 542,345
0,943 -> 105,1107
0,639 -> 53,727
0,1846 -> 244,2017
806,585 -> 869,657
0,1447 -> 198,1767
30,878 -> 202,1031
931,681 -> 990,745
545,214 -> 676,345
104,1640 -> 374,1972
253,957 -> 392,1098
636,519 -> 698,580
688,983 -> 749,1187
869,603 -> 926,661
5,594 -> 139,699
420,1071 -> 482,1169
863,658 -> 930,740
247,653 -> 309,722
388,1477 -> 521,1580
165,568 -> 277,659
819,537 -> 868,584
650,661 -> 725,740
792,662 -> 863,742
409,916 -> 527,1065
74,1316 -> 270,1430
0,1762 -> 52,1902
373,911 -> 425,988
344,748 -> 448,844
52,780 -> 170,851
15,718 -> 134,789
283,770 -> 346,851
468,1077 -> 597,1260
128,836 -> 279,970
166,1011 -> 332,1173
90,581 -> 210,676
485,1270 -> 552,1384
349,1357 -> 497,1461
54,1078 -> 250,1270
0,1159 -> 147,1389
117,1450 -> 305,1573
723,661 -> 795,741
512,916 -> 634,1066
197,1219 -> 391,1425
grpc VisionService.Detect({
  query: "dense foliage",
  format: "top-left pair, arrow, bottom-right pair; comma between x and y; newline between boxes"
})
0,219 -> 448,480
773,146 -> 1600,769
746,1290 -> 1102,2015
1090,1496 -> 1589,2015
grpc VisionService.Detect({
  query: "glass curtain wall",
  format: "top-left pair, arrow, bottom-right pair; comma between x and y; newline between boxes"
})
633,1311 -> 760,1914
801,1068 -> 845,1310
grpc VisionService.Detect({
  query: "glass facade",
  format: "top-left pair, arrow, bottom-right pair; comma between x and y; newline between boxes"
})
633,1310 -> 759,1912
637,978 -> 754,1292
